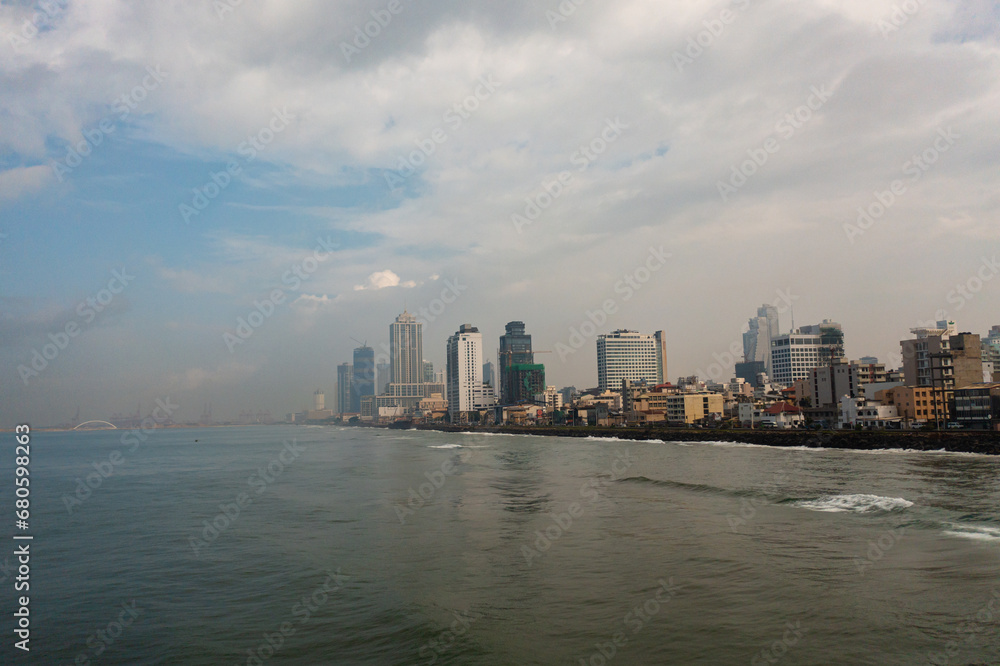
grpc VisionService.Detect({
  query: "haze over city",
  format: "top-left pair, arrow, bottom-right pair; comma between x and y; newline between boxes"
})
2,0 -> 999,427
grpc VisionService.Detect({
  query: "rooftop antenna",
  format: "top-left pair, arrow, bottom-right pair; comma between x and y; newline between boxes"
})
790,305 -> 795,334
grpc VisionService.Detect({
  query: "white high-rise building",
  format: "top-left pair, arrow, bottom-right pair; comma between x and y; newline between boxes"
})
388,310 -> 422,397
596,330 -> 667,391
770,332 -> 825,386
447,324 -> 484,418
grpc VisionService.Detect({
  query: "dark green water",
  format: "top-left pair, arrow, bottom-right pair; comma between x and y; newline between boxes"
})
2,425 -> 999,664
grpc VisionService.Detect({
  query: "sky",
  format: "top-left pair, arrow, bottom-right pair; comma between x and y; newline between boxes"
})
1,0 -> 999,427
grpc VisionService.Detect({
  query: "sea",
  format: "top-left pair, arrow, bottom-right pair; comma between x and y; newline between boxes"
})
2,425 -> 999,665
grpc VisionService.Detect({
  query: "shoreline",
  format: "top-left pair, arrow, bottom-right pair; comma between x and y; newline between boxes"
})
402,423 -> 1000,456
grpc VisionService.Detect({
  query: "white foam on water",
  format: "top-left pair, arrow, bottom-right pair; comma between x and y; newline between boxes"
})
428,444 -> 463,449
795,494 -> 914,513
942,524 -> 1000,542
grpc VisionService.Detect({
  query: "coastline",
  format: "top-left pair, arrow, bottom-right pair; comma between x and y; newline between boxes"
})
402,423 -> 1000,456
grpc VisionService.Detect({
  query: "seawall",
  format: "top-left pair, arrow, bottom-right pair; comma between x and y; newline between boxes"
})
408,424 -> 1000,455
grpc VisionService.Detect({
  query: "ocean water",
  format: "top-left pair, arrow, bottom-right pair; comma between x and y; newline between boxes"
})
2,425 -> 999,664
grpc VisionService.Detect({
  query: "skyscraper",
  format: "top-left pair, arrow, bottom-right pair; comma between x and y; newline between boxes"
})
744,304 -> 780,376
381,311 -> 423,409
499,321 -> 534,404
423,360 -> 435,383
336,363 -> 352,415
483,361 -> 497,389
447,324 -> 485,419
351,346 -> 375,413
769,321 -> 845,387
596,330 -> 667,391
377,362 -> 390,395
389,311 -> 422,387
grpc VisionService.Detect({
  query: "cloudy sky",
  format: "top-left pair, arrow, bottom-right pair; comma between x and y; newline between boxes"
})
1,0 -> 998,426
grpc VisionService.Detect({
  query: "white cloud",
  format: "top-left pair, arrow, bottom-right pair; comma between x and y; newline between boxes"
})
354,270 -> 416,291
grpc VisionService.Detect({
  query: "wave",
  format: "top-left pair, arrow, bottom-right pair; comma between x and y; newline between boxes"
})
429,444 -> 463,449
942,524 -> 1000,542
794,494 -> 914,513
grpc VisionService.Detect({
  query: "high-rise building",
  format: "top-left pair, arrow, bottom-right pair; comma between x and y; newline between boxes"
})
447,324 -> 486,419
423,360 -> 435,383
313,390 -> 325,411
899,325 -> 982,424
351,346 -> 375,413
798,320 -> 845,366
374,311 -> 425,417
377,362 -> 390,395
389,311 -> 422,388
508,364 -> 546,403
807,360 -> 860,408
336,363 -> 353,415
900,323 -> 980,389
770,332 -> 825,387
483,361 -> 497,389
982,326 -> 1000,379
744,304 -> 781,376
499,321 -> 534,403
596,330 -> 667,391
769,320 -> 845,387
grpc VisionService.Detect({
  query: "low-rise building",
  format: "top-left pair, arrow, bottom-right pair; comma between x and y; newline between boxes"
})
874,386 -> 946,427
666,392 -> 724,425
953,383 -> 1000,430
761,402 -> 804,429
839,396 -> 899,429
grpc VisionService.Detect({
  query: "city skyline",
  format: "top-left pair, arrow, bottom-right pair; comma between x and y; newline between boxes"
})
3,1 -> 1000,427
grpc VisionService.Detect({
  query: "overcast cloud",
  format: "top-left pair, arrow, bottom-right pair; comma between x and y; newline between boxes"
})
1,0 -> 998,426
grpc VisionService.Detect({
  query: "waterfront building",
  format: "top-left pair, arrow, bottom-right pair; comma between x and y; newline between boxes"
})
770,321 -> 844,387
351,346 -> 376,413
499,321 -> 534,403
447,324 -> 487,420
336,363 -> 353,415
596,330 -> 667,391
